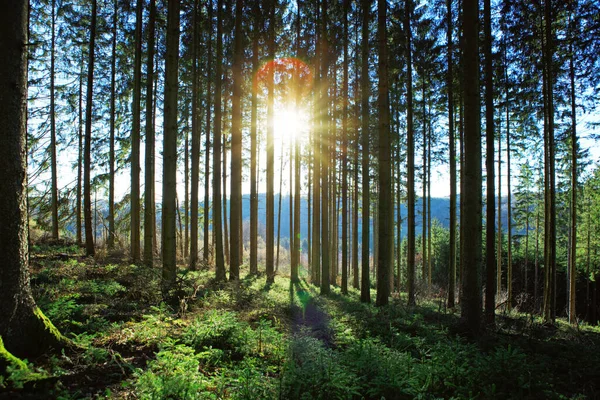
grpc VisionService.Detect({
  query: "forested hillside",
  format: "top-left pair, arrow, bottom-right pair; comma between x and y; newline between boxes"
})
1,0 -> 600,397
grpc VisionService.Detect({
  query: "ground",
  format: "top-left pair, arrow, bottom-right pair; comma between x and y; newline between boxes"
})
1,243 -> 599,399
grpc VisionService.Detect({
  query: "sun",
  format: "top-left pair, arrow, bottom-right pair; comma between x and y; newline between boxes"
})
273,106 -> 309,145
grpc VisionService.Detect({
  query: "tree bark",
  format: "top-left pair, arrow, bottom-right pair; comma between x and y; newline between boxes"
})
83,0 -> 97,257
229,0 -> 243,280
162,0 -> 180,290
447,0 -> 456,308
144,0 -> 156,267
266,0 -> 276,284
460,0 -> 482,335
0,0 -> 64,359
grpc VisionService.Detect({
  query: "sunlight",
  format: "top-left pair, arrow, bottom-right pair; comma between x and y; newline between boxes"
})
273,106 -> 309,145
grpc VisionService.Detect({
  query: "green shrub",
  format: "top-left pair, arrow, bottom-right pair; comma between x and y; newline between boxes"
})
133,341 -> 214,400
281,336 -> 360,400
182,310 -> 250,360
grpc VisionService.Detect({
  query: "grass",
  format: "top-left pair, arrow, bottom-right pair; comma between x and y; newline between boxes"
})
1,243 -> 599,399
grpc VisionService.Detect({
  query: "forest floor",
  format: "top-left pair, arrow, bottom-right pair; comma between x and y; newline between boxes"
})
1,243 -> 600,399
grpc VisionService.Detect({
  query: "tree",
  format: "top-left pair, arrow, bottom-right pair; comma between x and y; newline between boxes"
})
266,0 -> 276,285
83,0 -> 97,257
460,0 -> 482,334
483,0 -> 496,325
446,0 -> 457,309
360,0 -> 371,304
320,0 -> 330,296
405,0 -> 416,306
162,0 -> 180,290
49,0 -> 59,240
108,0 -> 118,249
0,0 -> 64,359
214,0 -> 226,281
204,0 -> 213,264
130,0 -> 143,264
341,0 -> 349,295
250,4 -> 260,275
375,0 -> 392,306
229,0 -> 243,281
144,0 -> 157,267
189,0 -> 201,270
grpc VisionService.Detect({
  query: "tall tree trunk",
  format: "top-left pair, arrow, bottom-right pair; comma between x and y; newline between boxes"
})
447,0 -> 456,308
130,0 -> 143,263
405,0 -> 416,306
320,0 -> 330,296
266,0 -> 276,284
203,0 -> 213,264
505,51 -> 512,311
422,82 -> 427,285
375,0 -> 391,307
568,13 -> 577,324
223,143 -> 230,266
108,0 -> 117,249
250,13 -> 259,275
77,53 -> 83,245
184,115 -> 190,261
360,0 -> 370,303
213,0 -> 226,280
497,107 -> 502,297
542,0 -> 556,323
189,0 -> 200,269
0,0 -> 64,357
483,0 -> 495,325
83,0 -> 97,257
276,149 -> 284,270
341,0 -> 349,294
292,1 -> 302,283
162,0 -> 180,290
460,0 -> 482,334
50,0 -> 59,240
229,0 -> 243,280
144,0 -> 157,267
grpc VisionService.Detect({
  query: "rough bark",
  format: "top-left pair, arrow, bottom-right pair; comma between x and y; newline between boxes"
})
144,0 -> 156,267
0,0 -> 65,358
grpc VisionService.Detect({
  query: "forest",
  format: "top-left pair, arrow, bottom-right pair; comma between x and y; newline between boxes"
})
1,0 -> 600,398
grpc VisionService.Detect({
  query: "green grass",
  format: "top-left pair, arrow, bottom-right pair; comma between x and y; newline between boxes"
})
2,244 -> 599,399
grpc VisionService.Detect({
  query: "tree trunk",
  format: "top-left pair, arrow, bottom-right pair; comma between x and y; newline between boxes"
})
229,0 -> 243,280
223,143 -> 230,266
341,0 -> 349,294
130,0 -> 143,264
505,52 -> 513,312
360,0 -> 371,303
108,0 -> 118,249
483,0 -> 495,324
320,0 -> 330,296
190,0 -> 200,269
203,0 -> 213,264
83,0 -> 97,257
144,0 -> 157,267
50,0 -> 59,240
0,0 -> 65,360
460,0 -> 482,334
405,0 -> 416,306
266,0 -> 276,284
568,13 -> 577,324
292,2 -> 302,283
375,0 -> 392,307
447,0 -> 456,308
162,0 -> 180,290
250,13 -> 259,275
213,0 -> 226,281
77,54 -> 83,246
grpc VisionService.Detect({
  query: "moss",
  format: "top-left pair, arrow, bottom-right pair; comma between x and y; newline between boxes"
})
33,306 -> 68,346
0,336 -> 28,372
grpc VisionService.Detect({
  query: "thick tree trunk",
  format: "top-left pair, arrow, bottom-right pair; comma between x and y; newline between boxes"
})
320,0 -> 330,296
341,0 -> 349,294
162,0 -> 180,290
77,56 -> 83,245
460,0 -> 482,334
0,0 -> 64,359
568,21 -> 577,324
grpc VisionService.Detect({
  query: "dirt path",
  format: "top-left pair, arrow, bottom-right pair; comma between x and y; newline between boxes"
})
291,286 -> 335,348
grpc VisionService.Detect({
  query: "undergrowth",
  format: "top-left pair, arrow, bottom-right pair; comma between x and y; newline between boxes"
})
1,244 -> 598,399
